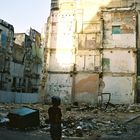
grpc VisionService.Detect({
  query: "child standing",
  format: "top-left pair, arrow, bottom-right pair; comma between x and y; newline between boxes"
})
48,96 -> 62,140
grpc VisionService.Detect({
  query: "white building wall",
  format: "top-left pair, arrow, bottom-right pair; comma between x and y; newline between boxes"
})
46,0 -> 137,104
46,73 -> 72,103
103,76 -> 135,104
103,50 -> 135,73
102,10 -> 136,104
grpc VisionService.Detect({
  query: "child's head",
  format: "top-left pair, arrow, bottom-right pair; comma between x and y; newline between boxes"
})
51,96 -> 61,106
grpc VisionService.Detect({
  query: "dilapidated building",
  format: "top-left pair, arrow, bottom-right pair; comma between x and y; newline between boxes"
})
0,19 -> 14,91
14,29 -> 43,93
0,20 -> 43,96
43,0 -> 140,104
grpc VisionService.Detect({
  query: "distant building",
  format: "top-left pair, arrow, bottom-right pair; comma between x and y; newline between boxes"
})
0,19 -> 14,91
14,29 -> 43,93
0,20 -> 43,94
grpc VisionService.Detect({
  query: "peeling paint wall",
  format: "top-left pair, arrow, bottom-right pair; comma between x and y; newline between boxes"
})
74,74 -> 99,104
102,9 -> 136,103
14,33 -> 25,46
103,11 -> 136,48
0,19 -> 14,91
29,28 -> 43,93
102,50 -> 135,73
12,30 -> 43,93
46,73 -> 72,103
103,76 -> 135,104
76,50 -> 101,71
13,33 -> 29,92
45,0 -> 138,104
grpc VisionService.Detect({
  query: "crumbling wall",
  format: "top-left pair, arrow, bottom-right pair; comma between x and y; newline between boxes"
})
45,0 -> 137,104
14,33 -> 25,46
0,19 -> 14,91
14,31 -> 43,93
45,7 -> 76,102
102,10 -> 136,104
46,73 -> 72,103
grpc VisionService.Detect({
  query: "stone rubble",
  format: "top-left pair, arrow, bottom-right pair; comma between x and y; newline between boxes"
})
0,103 -> 140,137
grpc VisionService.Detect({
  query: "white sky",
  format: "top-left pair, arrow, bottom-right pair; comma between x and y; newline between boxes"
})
0,0 -> 51,33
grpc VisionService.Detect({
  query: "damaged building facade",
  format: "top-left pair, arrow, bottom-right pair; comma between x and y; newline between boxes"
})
43,0 -> 140,104
0,19 -> 43,95
0,19 -> 14,91
13,29 -> 43,93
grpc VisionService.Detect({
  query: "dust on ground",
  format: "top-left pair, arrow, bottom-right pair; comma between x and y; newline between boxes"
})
0,103 -> 140,138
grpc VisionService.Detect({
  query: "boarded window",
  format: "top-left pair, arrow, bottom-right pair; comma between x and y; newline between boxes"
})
112,26 -> 121,34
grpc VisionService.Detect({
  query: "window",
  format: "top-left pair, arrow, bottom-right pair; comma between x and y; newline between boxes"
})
112,26 -> 121,34
12,77 -> 16,87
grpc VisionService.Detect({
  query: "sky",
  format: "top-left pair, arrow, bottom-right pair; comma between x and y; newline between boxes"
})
0,0 -> 51,33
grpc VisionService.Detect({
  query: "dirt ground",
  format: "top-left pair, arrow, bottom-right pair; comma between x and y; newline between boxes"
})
0,103 -> 140,139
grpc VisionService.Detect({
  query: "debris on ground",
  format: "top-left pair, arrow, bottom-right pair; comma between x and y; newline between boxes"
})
0,103 -> 140,138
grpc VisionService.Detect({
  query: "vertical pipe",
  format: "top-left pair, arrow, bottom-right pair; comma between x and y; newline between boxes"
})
100,11 -> 104,74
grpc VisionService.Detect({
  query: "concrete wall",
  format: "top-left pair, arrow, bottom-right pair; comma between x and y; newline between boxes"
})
0,90 -> 39,103
14,33 -> 25,46
14,31 -> 43,93
46,73 -> 72,103
74,73 -> 99,104
45,0 -> 137,104
0,19 -> 14,91
102,10 -> 136,104
102,50 -> 135,73
103,11 -> 136,48
76,50 -> 101,72
103,76 -> 135,104
10,62 -> 24,78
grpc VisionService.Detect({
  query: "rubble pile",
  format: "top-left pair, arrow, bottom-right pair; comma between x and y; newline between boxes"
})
60,104 -> 128,137
0,103 -> 140,137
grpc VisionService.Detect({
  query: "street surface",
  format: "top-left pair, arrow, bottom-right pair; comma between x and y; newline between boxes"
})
0,127 -> 140,140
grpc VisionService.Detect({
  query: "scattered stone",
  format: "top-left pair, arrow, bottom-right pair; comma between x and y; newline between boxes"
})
0,103 -> 140,138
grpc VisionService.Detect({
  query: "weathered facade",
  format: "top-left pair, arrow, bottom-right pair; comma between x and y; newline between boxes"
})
0,19 -> 14,91
29,29 -> 43,93
0,21 -> 43,95
43,0 -> 140,104
11,42 -> 25,92
14,29 -> 43,93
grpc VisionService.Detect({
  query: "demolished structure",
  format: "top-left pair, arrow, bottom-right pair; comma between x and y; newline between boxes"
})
0,19 -> 14,91
43,0 -> 140,104
14,29 -> 43,93
0,19 -> 43,103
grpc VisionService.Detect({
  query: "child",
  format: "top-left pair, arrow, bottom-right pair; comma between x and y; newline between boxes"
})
48,96 -> 62,140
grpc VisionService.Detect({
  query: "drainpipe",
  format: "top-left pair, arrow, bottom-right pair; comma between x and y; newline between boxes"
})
100,10 -> 104,76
